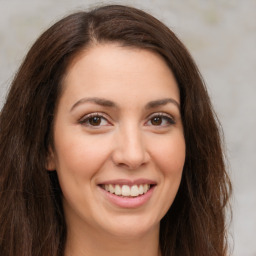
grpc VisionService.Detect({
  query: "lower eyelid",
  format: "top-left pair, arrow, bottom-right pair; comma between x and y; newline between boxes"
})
149,114 -> 175,123
164,116 -> 175,124
79,113 -> 110,125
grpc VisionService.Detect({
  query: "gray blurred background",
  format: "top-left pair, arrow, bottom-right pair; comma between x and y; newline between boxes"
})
0,0 -> 255,255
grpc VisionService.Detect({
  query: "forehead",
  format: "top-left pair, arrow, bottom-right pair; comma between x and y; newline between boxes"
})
61,43 -> 180,106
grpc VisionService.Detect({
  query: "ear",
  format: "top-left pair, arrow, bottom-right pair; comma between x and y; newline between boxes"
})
46,147 -> 56,171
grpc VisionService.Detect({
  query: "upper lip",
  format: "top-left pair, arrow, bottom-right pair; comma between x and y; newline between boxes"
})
99,178 -> 157,186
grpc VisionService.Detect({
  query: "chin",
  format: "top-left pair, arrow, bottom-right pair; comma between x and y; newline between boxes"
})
100,214 -> 160,239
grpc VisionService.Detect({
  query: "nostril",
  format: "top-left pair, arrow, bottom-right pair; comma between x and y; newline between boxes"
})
116,161 -> 147,170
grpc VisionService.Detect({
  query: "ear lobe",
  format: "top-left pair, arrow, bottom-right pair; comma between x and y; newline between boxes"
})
46,148 -> 56,171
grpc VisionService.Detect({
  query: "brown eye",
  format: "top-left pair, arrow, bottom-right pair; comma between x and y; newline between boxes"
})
146,113 -> 175,127
88,116 -> 102,126
80,113 -> 110,128
151,116 -> 163,126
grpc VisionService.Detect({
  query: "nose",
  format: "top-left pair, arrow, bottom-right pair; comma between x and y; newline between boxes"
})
111,125 -> 150,170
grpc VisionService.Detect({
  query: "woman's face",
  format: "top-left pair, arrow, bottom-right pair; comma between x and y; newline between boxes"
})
48,43 -> 185,239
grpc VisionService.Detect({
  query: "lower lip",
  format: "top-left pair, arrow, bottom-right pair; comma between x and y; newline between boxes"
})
99,186 -> 155,208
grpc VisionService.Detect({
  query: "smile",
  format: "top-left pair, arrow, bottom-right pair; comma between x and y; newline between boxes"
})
98,179 -> 156,208
102,184 -> 151,197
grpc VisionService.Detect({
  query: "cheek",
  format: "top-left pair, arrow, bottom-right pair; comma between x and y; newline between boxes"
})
54,133 -> 112,177
53,134 -> 113,209
148,133 -> 185,218
151,133 -> 186,176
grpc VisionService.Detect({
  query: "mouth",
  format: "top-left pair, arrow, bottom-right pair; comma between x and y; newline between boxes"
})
100,184 -> 154,197
98,179 -> 156,208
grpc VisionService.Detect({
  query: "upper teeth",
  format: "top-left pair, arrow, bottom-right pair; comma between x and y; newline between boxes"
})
103,184 -> 150,197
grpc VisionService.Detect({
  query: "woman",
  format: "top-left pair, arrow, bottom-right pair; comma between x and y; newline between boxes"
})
0,5 -> 231,256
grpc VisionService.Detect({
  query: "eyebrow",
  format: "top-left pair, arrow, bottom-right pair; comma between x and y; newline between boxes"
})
70,97 -> 180,112
145,98 -> 180,110
70,97 -> 117,112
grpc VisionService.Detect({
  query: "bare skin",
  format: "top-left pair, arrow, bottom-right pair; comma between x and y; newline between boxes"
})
47,43 -> 185,256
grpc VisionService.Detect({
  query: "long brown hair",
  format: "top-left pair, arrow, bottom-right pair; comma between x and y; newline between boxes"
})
0,5 -> 231,256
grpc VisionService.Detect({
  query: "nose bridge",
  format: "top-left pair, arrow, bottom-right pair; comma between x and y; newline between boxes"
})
112,122 -> 148,169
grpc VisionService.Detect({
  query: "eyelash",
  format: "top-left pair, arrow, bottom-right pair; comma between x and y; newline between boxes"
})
145,113 -> 175,127
79,112 -> 175,128
79,112 -> 111,128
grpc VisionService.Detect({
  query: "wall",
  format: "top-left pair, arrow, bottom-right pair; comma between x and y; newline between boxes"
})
0,0 -> 255,255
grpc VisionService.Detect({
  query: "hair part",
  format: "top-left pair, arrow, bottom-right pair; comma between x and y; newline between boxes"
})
0,5 -> 231,256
